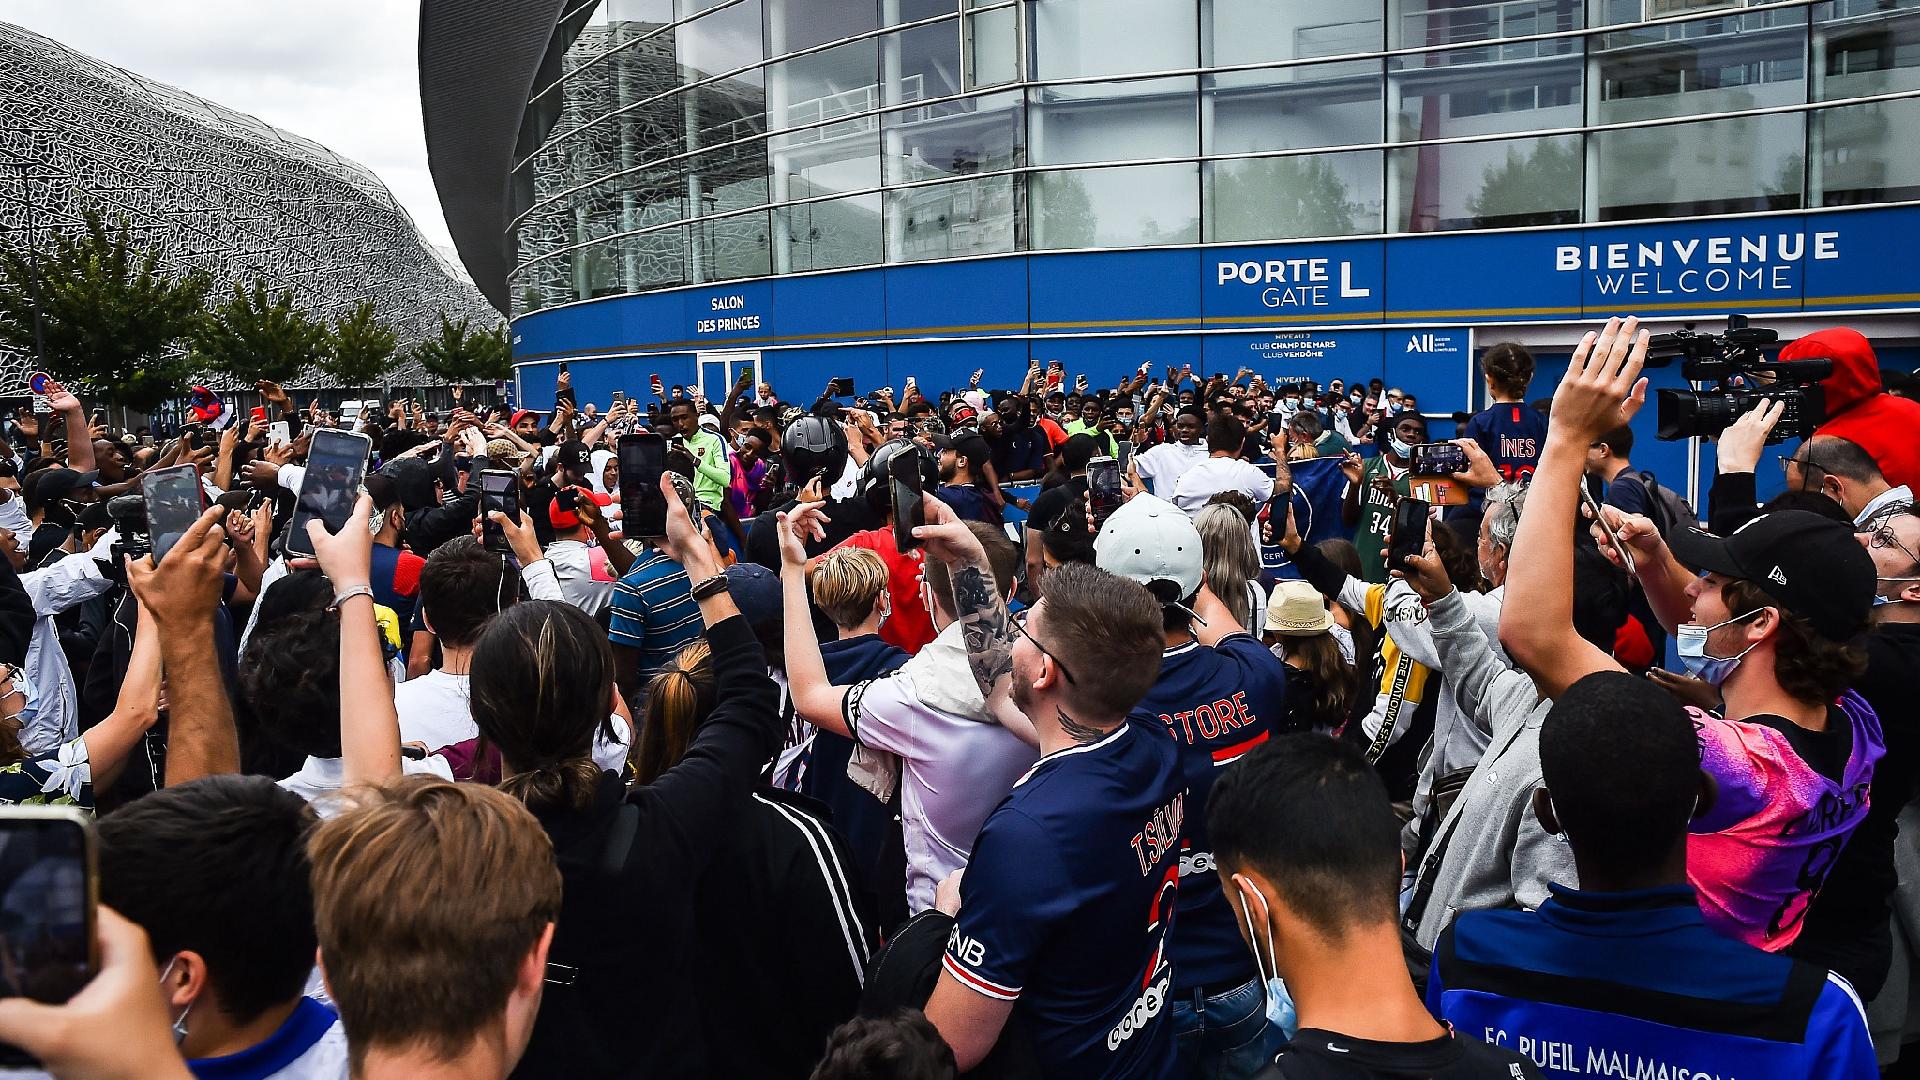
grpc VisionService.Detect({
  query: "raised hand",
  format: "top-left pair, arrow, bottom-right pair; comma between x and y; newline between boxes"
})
1551,316 -> 1649,444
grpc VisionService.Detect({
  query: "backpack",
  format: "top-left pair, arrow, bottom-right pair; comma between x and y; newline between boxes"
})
1633,469 -> 1697,536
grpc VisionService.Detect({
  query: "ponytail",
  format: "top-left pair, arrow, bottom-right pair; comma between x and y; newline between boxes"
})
499,758 -> 604,813
631,641 -> 715,786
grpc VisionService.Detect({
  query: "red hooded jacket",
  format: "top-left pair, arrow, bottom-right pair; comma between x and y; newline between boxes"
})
1783,327 -> 1920,492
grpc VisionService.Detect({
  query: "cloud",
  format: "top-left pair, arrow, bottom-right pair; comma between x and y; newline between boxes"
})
6,1 -> 455,248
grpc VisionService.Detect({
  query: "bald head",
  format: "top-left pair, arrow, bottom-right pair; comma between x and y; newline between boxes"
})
1794,436 -> 1891,519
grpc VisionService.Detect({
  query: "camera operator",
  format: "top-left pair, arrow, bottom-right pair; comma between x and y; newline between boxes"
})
1784,326 -> 1920,493
1504,317 -> 1883,956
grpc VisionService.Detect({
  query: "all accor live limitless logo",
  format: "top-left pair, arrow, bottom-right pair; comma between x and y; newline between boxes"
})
1554,231 -> 1839,299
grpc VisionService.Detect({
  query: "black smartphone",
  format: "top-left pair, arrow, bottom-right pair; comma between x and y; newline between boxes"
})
829,377 -> 854,397
0,807 -> 96,1067
478,470 -> 519,553
1408,442 -> 1468,478
140,464 -> 204,565
1088,456 -> 1124,527
1388,497 -> 1431,571
1115,439 -> 1133,473
611,389 -> 626,407
619,432 -> 668,537
889,445 -> 925,551
285,429 -> 372,559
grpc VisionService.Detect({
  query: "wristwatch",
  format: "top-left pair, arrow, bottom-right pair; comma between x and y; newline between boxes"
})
689,573 -> 730,601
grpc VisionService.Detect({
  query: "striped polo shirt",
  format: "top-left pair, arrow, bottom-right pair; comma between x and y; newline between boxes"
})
607,548 -> 704,680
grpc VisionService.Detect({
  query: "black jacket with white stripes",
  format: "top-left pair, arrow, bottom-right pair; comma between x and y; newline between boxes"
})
692,784 -> 876,1077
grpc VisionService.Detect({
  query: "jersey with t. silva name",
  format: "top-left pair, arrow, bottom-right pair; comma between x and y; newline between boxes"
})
1129,635 -> 1289,994
943,723 -> 1186,1079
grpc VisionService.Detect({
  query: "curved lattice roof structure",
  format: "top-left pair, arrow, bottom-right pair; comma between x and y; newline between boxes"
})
0,20 -> 498,388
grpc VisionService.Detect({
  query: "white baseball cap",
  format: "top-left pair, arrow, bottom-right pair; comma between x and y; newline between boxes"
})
1094,493 -> 1202,601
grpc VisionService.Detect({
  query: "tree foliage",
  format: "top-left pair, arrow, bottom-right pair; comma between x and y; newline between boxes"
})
411,313 -> 512,384
322,300 -> 399,389
0,208 -> 209,411
191,280 -> 329,387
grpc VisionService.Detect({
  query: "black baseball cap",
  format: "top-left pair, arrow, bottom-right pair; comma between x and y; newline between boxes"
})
928,433 -> 991,465
1668,510 -> 1875,641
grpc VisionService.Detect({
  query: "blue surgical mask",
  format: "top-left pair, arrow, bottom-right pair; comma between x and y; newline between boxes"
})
1388,435 -> 1415,459
1232,874 -> 1301,1042
1675,610 -> 1764,686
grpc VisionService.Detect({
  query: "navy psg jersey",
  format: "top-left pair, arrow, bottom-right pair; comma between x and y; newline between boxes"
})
1129,636 -> 1290,992
1463,404 -> 1549,485
943,723 -> 1186,1079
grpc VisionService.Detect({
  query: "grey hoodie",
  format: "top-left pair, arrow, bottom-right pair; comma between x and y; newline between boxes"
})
1407,588 -> 1577,951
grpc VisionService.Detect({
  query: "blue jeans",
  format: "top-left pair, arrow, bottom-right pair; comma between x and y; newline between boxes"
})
1169,977 -> 1283,1080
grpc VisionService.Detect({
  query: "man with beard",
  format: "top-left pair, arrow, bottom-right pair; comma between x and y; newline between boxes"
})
987,397 -> 1047,482
931,433 -> 1001,527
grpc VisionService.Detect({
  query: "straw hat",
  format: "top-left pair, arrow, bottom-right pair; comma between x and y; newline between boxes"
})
1263,579 -> 1333,635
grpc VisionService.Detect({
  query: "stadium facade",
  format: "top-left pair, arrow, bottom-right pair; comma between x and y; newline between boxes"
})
0,21 -> 496,388
425,0 -> 1920,495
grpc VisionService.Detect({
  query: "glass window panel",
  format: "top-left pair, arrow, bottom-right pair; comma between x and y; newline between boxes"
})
1391,0 -> 1580,50
884,90 -> 1023,184
611,226 -> 691,289
1204,60 -> 1383,155
1812,96 -> 1920,204
888,175 -> 1018,261
766,0 -> 878,55
678,0 -> 765,82
1206,151 -> 1383,241
1029,77 -> 1197,167
1030,162 -> 1198,248
1593,9 -> 1808,125
887,21 -> 964,106
1030,0 -> 1195,81
1206,0 -> 1383,67
1593,112 -> 1804,220
695,210 -> 773,279
967,7 -> 1018,87
690,141 -> 769,211
1390,44 -> 1582,142
686,74 -> 769,148
892,0 -> 958,25
778,193 -> 884,270
607,0 -> 673,23
1392,133 -> 1581,231
767,37 -> 880,133
772,127 -> 884,199
1814,4 -> 1920,99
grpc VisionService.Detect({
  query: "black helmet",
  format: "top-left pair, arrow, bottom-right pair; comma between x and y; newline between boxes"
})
859,439 -> 932,518
782,414 -> 848,488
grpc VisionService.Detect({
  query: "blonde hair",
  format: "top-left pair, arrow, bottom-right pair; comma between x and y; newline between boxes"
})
632,639 -> 714,785
810,547 -> 890,630
1195,504 -> 1261,631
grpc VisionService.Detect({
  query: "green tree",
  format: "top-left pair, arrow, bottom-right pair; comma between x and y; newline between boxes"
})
411,313 -> 513,385
1466,139 -> 1584,229
0,208 -> 209,411
191,280 -> 329,386
322,301 -> 399,390
1210,157 -> 1367,241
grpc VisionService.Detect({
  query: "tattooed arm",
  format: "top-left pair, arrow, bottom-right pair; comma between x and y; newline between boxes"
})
918,496 -> 1040,747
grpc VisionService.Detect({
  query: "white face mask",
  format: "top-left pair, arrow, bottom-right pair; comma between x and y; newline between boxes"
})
158,957 -> 192,1045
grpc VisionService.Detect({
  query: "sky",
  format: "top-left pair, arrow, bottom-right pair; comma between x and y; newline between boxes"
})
7,1 -> 455,250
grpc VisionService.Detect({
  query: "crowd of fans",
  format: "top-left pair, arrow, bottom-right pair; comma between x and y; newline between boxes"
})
0,317 -> 1915,1080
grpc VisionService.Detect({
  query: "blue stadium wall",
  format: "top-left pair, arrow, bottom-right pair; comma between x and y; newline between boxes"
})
512,203 -> 1920,500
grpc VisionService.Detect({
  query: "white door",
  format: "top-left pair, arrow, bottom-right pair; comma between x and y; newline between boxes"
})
697,350 -> 763,408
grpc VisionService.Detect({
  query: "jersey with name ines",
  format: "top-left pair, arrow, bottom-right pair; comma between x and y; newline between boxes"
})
1130,636 -> 1289,993
943,723 -> 1187,1079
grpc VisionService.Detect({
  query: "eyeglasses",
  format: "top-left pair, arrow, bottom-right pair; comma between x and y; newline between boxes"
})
1866,522 -> 1920,574
1779,456 -> 1828,484
1011,610 -> 1077,685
